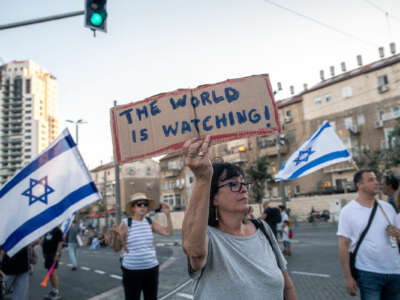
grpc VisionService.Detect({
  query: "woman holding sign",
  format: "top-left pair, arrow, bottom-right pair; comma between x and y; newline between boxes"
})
111,193 -> 173,300
182,136 -> 296,300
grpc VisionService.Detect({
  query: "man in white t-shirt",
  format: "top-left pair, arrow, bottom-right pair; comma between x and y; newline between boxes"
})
337,169 -> 400,300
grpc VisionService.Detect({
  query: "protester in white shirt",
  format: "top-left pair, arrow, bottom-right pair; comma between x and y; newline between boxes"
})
337,169 -> 400,300
277,205 -> 289,241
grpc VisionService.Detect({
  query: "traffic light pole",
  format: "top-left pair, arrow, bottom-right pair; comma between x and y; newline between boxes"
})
114,100 -> 122,225
0,11 -> 84,30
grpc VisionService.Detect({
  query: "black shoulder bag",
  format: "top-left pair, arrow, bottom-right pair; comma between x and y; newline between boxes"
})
349,201 -> 377,279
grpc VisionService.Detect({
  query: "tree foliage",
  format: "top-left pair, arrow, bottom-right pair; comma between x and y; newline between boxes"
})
245,155 -> 272,204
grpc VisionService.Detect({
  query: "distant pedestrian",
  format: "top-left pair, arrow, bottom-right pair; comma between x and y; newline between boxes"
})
337,169 -> 400,299
281,220 -> 291,256
382,174 -> 399,212
260,199 -> 282,238
67,219 -> 80,271
111,193 -> 173,300
277,205 -> 289,240
42,226 -> 64,300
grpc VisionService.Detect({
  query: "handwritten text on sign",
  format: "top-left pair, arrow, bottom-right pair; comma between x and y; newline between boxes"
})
111,74 -> 280,163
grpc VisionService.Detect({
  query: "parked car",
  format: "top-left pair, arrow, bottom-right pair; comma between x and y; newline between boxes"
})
308,209 -> 330,222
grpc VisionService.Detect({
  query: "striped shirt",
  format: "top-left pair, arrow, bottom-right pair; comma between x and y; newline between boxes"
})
121,218 -> 159,270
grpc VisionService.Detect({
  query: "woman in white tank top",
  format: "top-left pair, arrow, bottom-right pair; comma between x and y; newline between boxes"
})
111,192 -> 173,300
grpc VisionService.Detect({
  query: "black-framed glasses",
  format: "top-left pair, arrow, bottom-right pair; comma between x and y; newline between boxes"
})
134,201 -> 149,207
217,182 -> 251,192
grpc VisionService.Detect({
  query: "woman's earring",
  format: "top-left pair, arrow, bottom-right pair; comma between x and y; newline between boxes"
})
215,208 -> 219,221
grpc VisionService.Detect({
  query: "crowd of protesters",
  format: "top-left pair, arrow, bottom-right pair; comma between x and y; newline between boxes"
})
1,137 -> 400,300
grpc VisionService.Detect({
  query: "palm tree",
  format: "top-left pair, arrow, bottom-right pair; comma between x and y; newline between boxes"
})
245,155 -> 272,203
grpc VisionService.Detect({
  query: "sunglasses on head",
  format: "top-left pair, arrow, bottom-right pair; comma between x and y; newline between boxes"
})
133,201 -> 149,207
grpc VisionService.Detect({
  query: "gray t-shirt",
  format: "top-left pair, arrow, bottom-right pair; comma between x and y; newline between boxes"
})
191,222 -> 287,300
67,224 -> 80,244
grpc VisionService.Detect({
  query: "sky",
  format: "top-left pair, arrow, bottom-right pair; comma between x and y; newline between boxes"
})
1,0 -> 400,169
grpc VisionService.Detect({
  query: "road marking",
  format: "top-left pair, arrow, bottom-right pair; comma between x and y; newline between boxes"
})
177,292 -> 194,299
109,274 -> 122,280
159,279 -> 193,300
291,271 -> 330,278
81,266 -> 91,271
94,270 -> 106,275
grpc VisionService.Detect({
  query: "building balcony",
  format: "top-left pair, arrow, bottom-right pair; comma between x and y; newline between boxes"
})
2,103 -> 9,108
10,108 -> 22,113
162,170 -> 181,178
9,158 -> 22,163
259,144 -> 289,156
10,100 -> 23,106
223,151 -> 249,164
10,151 -> 22,156
2,109 -> 10,114
323,161 -> 355,173
9,120 -> 22,124
0,168 -> 13,176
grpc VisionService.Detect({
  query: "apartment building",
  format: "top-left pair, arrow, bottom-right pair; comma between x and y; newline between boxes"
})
298,51 -> 400,194
89,159 -> 160,216
159,151 -> 194,211
0,60 -> 59,185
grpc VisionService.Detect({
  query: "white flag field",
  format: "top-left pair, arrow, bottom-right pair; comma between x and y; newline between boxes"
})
274,121 -> 352,181
0,129 -> 101,256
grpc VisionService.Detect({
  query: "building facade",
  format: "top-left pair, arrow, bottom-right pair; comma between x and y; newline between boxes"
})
0,60 -> 59,185
90,159 -> 160,217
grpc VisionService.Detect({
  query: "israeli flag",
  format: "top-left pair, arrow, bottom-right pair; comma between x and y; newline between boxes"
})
274,121 -> 351,181
0,129 -> 101,256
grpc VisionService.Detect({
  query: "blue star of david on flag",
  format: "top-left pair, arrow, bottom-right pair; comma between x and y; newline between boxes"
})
293,147 -> 315,166
22,176 -> 55,205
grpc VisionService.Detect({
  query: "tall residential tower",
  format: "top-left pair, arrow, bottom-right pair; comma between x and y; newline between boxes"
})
0,60 -> 59,185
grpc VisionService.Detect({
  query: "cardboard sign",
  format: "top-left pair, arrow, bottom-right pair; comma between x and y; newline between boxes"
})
110,74 -> 280,164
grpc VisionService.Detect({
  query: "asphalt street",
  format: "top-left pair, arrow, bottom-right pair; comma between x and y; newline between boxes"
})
21,222 -> 360,300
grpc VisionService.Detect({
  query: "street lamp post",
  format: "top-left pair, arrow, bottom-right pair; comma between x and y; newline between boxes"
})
66,119 -> 87,145
66,119 -> 87,221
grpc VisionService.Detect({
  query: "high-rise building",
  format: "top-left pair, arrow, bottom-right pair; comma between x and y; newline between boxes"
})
0,60 -> 59,185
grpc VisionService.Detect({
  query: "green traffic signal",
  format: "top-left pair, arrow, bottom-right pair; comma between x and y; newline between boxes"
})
90,13 -> 103,26
90,9 -> 107,27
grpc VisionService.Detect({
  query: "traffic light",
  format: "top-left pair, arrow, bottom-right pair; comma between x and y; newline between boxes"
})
85,0 -> 107,33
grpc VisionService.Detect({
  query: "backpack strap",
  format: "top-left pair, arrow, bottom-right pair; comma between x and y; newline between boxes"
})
145,216 -> 152,225
127,217 -> 132,227
250,219 -> 285,270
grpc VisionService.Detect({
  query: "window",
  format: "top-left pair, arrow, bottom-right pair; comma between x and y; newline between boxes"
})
25,104 -> 31,108
378,75 -> 389,87
344,118 -> 353,129
24,155 -> 31,159
25,136 -> 31,139
25,129 -> 31,133
286,110 -> 291,117
325,94 -> 333,103
25,123 -> 31,127
25,110 -> 31,114
25,98 -> 31,102
25,117 -> 31,120
357,115 -> 365,125
342,86 -> 353,99
146,167 -> 152,176
25,148 -> 31,152
128,168 -> 135,175
314,97 -> 322,105
25,79 -> 31,94
25,142 -> 31,146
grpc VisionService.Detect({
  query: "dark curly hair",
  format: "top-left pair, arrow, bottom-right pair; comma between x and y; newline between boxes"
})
208,163 -> 245,227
